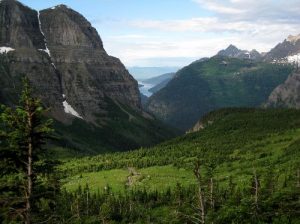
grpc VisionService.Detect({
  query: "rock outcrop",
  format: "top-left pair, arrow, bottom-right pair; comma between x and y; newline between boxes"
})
0,0 -> 140,123
0,0 -> 174,152
264,34 -> 300,63
0,0 -> 63,117
217,45 -> 262,61
265,73 -> 300,109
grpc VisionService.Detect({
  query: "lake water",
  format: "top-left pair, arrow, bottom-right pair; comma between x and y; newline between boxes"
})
138,81 -> 154,97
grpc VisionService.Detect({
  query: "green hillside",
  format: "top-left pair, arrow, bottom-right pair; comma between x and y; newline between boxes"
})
146,56 -> 294,130
51,98 -> 177,156
57,108 -> 300,223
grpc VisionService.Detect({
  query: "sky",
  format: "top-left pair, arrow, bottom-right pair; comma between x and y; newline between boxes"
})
21,0 -> 300,67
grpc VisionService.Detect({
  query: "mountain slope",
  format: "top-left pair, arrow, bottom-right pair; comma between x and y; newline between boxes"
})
128,66 -> 179,80
146,56 -> 293,130
147,72 -> 175,94
142,72 -> 175,85
265,72 -> 300,109
59,108 -> 300,223
264,34 -> 300,63
39,4 -> 141,123
0,0 -> 175,153
149,78 -> 172,93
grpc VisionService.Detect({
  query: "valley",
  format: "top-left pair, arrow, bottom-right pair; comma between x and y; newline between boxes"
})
57,108 -> 300,223
0,0 -> 299,223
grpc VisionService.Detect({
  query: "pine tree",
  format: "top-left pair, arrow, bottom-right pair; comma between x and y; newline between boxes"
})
192,160 -> 206,224
0,78 -> 53,224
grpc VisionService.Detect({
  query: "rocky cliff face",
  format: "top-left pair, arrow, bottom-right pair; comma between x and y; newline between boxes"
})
0,0 -> 174,153
265,73 -> 300,109
217,45 -> 262,61
264,34 -> 300,63
39,5 -> 140,122
0,0 -> 141,124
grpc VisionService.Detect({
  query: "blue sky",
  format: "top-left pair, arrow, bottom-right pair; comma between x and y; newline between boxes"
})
21,0 -> 300,67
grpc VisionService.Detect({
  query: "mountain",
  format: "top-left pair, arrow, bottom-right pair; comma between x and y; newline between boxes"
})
138,72 -> 176,97
146,56 -> 293,130
142,72 -> 175,94
148,77 -> 173,94
140,93 -> 148,106
128,66 -> 179,80
141,72 -> 175,85
265,72 -> 300,109
264,34 -> 300,63
262,35 -> 300,110
217,44 -> 262,61
0,0 -> 175,154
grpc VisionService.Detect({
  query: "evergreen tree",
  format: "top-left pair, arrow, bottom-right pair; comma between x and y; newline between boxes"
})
0,78 -> 53,224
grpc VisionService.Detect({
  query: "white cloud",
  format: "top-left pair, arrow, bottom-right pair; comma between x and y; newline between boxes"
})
94,0 -> 300,67
193,0 -> 300,22
109,34 -> 149,40
129,17 -> 300,34
193,0 -> 245,14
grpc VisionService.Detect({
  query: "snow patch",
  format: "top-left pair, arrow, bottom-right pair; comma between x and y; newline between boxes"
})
37,11 -> 51,57
63,100 -> 83,119
287,54 -> 300,64
38,48 -> 51,57
37,11 -> 58,70
0,47 -> 15,54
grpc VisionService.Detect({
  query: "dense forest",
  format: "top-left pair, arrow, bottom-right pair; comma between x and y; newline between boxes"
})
1,83 -> 299,223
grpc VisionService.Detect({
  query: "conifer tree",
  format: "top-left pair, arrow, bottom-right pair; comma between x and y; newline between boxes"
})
0,78 -> 53,224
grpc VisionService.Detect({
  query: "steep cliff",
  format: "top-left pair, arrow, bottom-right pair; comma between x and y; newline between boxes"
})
0,0 -> 175,153
264,34 -> 300,63
265,73 -> 300,109
0,0 -> 63,117
39,5 -> 141,122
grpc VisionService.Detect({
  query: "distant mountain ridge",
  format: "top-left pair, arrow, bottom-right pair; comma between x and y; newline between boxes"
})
264,34 -> 300,64
142,72 -> 176,94
217,44 -> 262,61
128,67 -> 179,80
141,72 -> 175,85
145,34 -> 300,130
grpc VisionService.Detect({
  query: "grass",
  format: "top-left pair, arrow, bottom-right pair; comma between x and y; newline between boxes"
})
62,165 -> 196,194
60,109 -> 300,195
63,169 -> 129,193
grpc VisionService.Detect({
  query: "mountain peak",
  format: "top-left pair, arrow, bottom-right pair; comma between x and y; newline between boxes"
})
264,34 -> 300,62
217,44 -> 242,57
287,34 -> 300,43
217,44 -> 262,60
49,4 -> 72,11
226,44 -> 239,50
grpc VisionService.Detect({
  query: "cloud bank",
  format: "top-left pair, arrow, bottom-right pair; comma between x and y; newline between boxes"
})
98,0 -> 300,66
